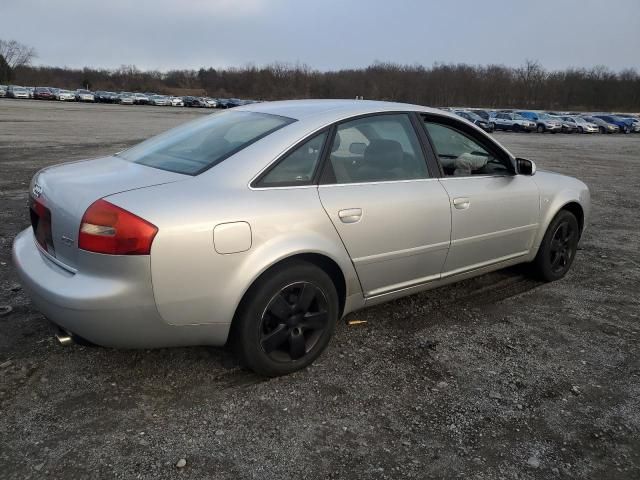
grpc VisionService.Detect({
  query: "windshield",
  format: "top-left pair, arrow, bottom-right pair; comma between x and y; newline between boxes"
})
118,111 -> 294,175
539,113 -> 552,120
514,114 -> 527,120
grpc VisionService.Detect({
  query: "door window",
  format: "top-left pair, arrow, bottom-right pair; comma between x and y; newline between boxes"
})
257,131 -> 328,187
323,114 -> 429,184
423,121 -> 512,177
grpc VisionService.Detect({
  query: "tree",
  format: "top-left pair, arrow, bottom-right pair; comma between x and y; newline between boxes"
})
0,39 -> 36,69
0,54 -> 11,82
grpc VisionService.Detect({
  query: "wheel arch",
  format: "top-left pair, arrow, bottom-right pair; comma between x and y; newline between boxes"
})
561,201 -> 585,235
229,251 -> 355,341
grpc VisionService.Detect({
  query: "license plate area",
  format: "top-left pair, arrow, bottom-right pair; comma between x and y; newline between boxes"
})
30,197 -> 55,256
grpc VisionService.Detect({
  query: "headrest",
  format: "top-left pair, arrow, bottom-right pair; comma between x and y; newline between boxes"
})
363,139 -> 403,169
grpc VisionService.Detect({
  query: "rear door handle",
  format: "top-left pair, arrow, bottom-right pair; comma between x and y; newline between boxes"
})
453,197 -> 470,210
338,208 -> 362,223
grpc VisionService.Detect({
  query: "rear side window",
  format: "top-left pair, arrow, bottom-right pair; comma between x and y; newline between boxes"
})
257,131 -> 328,187
118,111 -> 294,175
323,114 -> 429,184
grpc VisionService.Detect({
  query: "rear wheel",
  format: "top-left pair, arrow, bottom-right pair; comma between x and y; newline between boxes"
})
578,127 -> 584,134
532,210 -> 580,282
232,261 -> 339,376
512,124 -> 520,133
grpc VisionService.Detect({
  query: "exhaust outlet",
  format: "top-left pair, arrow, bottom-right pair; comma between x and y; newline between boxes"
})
55,331 -> 74,346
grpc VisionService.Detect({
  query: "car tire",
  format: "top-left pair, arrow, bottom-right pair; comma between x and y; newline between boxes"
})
599,126 -> 606,134
489,122 -> 496,132
532,210 -> 580,282
578,127 -> 584,134
232,260 -> 339,377
537,125 -> 545,133
513,124 -> 520,133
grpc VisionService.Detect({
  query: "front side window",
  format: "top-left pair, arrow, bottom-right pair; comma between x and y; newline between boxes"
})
323,114 -> 429,184
257,131 -> 328,187
118,111 -> 294,175
423,121 -> 512,177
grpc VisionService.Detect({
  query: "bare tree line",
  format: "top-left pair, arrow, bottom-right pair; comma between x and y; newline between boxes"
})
5,54 -> 640,111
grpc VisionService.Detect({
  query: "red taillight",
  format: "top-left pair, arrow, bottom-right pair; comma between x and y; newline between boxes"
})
78,199 -> 158,255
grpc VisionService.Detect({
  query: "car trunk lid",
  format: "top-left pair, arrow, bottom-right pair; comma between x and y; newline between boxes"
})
29,155 -> 187,269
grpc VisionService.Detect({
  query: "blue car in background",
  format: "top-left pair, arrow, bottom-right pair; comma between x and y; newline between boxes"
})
593,115 -> 634,134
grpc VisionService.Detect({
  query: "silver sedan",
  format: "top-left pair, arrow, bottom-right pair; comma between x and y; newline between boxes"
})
13,100 -> 590,376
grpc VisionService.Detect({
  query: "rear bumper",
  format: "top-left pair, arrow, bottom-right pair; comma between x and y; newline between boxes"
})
12,228 -> 230,348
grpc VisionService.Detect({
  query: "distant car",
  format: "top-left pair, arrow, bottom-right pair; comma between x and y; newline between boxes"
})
95,91 -> 118,103
593,115 -> 633,134
54,89 -> 76,101
26,87 -> 35,98
0,85 -> 7,98
149,95 -> 171,106
470,109 -> 495,123
75,89 -> 95,102
202,97 -> 218,108
132,93 -> 149,105
492,112 -> 536,132
554,116 -> 579,134
582,116 -> 619,134
12,100 -> 591,376
561,116 -> 598,134
169,96 -> 184,107
617,116 -> 640,133
117,92 -> 135,105
516,111 -> 563,133
453,110 -> 494,132
34,87 -> 55,100
216,98 -> 230,109
6,85 -> 30,99
183,96 -> 206,107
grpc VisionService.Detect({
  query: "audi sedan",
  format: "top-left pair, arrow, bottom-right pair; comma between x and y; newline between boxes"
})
13,100 -> 590,376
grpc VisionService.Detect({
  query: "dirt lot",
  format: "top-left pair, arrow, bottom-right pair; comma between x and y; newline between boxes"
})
1,99 -> 639,479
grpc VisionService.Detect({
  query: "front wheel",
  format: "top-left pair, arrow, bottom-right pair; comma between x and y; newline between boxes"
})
537,124 -> 545,133
232,261 -> 339,376
532,210 -> 580,282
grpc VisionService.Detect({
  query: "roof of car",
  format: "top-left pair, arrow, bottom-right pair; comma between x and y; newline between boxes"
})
236,99 -> 442,121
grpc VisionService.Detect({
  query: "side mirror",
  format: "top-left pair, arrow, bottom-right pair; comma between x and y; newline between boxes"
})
517,157 -> 536,176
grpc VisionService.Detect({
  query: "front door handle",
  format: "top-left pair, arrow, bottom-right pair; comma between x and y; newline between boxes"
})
338,208 -> 362,223
453,197 -> 470,210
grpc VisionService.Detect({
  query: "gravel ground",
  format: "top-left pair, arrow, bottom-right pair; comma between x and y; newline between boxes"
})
1,99 -> 639,479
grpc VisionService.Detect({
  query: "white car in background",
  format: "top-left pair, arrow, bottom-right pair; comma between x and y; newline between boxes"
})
149,95 -> 171,106
53,89 -> 76,101
132,93 -> 150,105
75,89 -> 95,102
170,96 -> 184,107
203,97 -> 218,108
7,85 -> 30,99
117,92 -> 135,105
561,116 -> 598,133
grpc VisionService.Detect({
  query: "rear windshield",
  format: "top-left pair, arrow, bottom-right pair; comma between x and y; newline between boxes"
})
117,111 -> 294,175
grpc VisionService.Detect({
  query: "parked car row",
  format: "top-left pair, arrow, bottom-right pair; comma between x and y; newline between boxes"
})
0,84 -> 259,109
447,107 -> 640,134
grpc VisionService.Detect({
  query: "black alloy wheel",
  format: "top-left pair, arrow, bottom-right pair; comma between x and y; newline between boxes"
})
260,282 -> 330,362
548,221 -> 577,275
532,210 -> 580,282
233,260 -> 339,376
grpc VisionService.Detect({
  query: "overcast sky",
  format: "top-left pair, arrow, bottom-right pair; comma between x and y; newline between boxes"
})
2,0 -> 639,72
